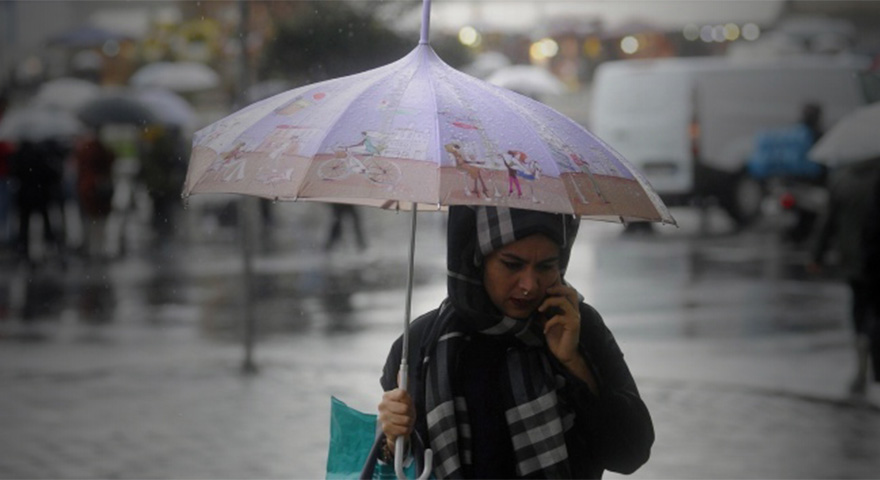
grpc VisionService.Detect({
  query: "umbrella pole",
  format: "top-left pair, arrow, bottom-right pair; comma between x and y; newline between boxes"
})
395,204 -> 433,480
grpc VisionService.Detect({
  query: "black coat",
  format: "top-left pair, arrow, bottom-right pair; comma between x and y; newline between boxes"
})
381,302 -> 654,479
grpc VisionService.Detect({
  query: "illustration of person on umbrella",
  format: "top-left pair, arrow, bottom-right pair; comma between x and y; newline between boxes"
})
377,206 -> 654,478
445,142 -> 490,198
345,131 -> 383,157
501,149 -> 542,202
209,141 -> 248,182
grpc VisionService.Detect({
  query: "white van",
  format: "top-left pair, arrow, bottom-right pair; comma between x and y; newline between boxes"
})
589,54 -> 871,225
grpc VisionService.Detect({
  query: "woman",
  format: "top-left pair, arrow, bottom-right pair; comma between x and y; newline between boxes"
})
378,206 -> 654,479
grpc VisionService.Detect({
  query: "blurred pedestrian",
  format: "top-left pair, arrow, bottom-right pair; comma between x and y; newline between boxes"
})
139,125 -> 187,244
0,139 -> 12,247
750,103 -> 828,243
324,203 -> 367,252
9,140 -> 67,266
73,131 -> 115,260
860,170 -> 880,391
377,206 -> 653,478
809,155 -> 880,395
0,92 -> 10,246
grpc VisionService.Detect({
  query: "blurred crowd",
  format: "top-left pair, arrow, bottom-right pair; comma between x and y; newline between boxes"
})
0,89 -> 189,268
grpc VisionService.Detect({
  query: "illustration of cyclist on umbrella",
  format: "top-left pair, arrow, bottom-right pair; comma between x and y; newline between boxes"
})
319,131 -> 401,186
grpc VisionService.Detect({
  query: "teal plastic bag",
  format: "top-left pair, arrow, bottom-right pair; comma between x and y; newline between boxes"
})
326,396 -> 411,479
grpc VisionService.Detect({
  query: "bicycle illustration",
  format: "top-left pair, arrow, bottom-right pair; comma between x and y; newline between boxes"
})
318,145 -> 402,187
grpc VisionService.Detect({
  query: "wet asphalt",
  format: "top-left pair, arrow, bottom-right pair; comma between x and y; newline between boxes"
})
0,201 -> 878,479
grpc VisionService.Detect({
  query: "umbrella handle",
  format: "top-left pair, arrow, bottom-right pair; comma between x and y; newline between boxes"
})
394,360 -> 433,479
395,438 -> 434,480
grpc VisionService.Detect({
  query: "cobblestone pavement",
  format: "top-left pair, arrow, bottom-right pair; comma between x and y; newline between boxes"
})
1,324 -> 879,479
1,205 -> 879,479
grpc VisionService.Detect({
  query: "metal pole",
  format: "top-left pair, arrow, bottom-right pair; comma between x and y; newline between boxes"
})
237,0 -> 257,375
395,204 -> 432,479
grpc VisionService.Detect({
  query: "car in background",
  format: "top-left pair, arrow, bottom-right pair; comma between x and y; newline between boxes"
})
589,54 -> 872,227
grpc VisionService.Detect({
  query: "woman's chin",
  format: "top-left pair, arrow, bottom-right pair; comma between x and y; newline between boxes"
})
503,307 -> 535,321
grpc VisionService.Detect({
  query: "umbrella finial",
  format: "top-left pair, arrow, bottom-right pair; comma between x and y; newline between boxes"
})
420,0 -> 432,44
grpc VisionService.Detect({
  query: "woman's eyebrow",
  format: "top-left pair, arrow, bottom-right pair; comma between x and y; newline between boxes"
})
499,253 -> 527,262
499,253 -> 560,264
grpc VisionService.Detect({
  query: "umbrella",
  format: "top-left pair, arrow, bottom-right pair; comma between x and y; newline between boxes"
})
809,102 -> 880,166
134,88 -> 198,129
32,77 -> 102,112
183,0 -> 672,477
183,58 -> 669,221
130,61 -> 221,93
77,91 -> 159,128
47,25 -> 131,48
485,64 -> 567,98
0,107 -> 86,142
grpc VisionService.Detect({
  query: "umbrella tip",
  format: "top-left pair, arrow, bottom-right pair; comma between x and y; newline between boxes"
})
419,0 -> 432,45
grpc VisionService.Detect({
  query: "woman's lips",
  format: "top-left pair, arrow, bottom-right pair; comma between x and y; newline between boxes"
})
510,298 -> 534,310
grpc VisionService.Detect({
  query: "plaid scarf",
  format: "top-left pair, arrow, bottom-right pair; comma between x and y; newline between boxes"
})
425,206 -> 580,478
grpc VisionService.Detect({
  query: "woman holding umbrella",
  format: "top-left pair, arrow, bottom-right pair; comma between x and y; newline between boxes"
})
377,206 -> 654,479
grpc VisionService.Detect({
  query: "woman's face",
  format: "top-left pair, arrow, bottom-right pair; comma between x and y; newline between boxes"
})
482,234 -> 561,319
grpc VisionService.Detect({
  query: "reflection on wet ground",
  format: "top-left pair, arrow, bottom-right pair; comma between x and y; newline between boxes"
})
0,205 -> 850,343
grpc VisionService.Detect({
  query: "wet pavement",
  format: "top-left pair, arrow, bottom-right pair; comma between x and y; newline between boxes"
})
1,202 -> 879,479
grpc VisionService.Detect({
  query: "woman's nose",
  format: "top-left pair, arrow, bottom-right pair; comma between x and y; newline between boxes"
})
518,270 -> 539,293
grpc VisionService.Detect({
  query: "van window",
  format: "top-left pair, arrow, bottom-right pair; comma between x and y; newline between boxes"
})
860,71 -> 880,103
593,70 -> 690,116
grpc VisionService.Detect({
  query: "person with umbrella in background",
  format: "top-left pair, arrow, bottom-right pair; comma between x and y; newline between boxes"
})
863,172 -> 880,392
809,154 -> 880,395
378,206 -> 654,479
9,139 -> 67,267
808,100 -> 880,397
139,124 -> 188,245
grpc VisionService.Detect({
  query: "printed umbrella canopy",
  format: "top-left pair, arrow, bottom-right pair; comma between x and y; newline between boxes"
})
182,52 -> 671,224
183,1 -> 673,477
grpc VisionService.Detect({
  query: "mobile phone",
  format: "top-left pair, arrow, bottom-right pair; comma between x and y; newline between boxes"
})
541,306 -> 564,321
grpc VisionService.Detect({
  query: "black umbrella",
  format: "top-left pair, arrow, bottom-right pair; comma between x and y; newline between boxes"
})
77,93 -> 159,128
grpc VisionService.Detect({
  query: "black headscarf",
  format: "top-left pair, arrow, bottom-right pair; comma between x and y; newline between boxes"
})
423,206 -> 582,478
446,205 -> 580,330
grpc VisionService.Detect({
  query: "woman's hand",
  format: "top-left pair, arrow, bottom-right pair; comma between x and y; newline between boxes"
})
538,284 -> 582,364
539,284 -> 599,394
378,388 -> 416,453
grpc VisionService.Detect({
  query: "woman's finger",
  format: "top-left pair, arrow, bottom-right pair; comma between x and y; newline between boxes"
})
539,295 -> 576,318
544,285 -> 579,307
